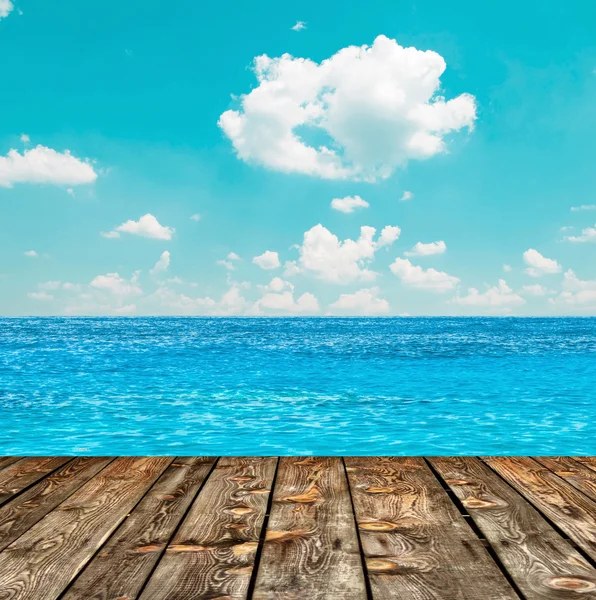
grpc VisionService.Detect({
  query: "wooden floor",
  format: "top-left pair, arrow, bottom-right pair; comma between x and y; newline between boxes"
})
2,458 -> 596,598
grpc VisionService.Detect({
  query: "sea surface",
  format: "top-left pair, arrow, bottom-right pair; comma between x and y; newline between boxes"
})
0,317 -> 595,455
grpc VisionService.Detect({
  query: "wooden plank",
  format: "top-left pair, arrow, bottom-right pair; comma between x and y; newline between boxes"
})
62,456 -> 216,600
484,456 -> 596,563
345,456 -> 518,600
0,457 -> 22,472
430,456 -> 596,599
252,457 -> 367,599
0,456 -> 113,552
534,457 -> 596,503
0,456 -> 172,600
139,456 -> 277,600
0,456 -> 71,507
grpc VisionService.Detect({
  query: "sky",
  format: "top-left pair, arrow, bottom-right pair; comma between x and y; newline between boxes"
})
1,0 -> 596,316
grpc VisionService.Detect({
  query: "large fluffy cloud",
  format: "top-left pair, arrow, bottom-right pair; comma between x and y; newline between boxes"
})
328,287 -> 389,315
452,279 -> 525,307
289,223 -> 400,284
0,145 -> 97,188
390,257 -> 459,292
523,249 -> 562,277
102,214 -> 175,241
219,35 -> 476,181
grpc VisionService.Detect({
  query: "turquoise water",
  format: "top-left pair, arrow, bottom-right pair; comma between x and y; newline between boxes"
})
0,317 -> 595,455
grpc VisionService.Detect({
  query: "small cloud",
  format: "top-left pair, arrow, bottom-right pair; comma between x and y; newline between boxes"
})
24,250 -> 38,257
503,264 -> 512,272
20,133 -> 30,144
125,49 -> 133,57
190,213 -> 201,222
520,284 -> 549,297
523,248 -> 562,277
400,191 -> 414,202
560,226 -> 573,232
28,291 -> 53,301
390,257 -> 459,293
404,240 -> 446,257
217,259 -> 235,271
66,188 -> 75,197
571,205 -> 596,212
227,252 -> 241,261
150,250 -> 170,276
101,231 -> 121,239
104,214 -> 175,240
565,224 -> 596,243
330,195 -> 369,214
291,20 -> 306,31
452,279 -> 525,308
253,250 -> 281,270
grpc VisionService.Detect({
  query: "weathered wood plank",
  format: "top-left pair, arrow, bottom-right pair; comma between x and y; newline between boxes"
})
0,457 -> 22,472
252,457 -> 367,599
484,456 -> 596,563
0,457 -> 71,507
0,456 -> 113,552
534,457 -> 596,503
345,456 -> 518,600
139,456 -> 277,600
430,456 -> 596,599
62,456 -> 216,600
0,456 -> 172,600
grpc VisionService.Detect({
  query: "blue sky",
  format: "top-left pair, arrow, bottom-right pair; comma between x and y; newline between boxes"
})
1,0 -> 596,315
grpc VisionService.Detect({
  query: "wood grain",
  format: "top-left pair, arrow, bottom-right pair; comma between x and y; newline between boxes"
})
0,457 -> 71,507
535,457 -> 596,503
139,456 -> 277,600
62,456 -> 216,600
0,456 -> 172,600
430,456 -> 596,599
252,456 -> 367,599
345,456 -> 518,600
0,456 -> 113,552
0,458 -> 22,473
484,456 -> 596,562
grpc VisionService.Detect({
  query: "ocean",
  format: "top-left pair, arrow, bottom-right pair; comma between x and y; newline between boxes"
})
0,317 -> 594,455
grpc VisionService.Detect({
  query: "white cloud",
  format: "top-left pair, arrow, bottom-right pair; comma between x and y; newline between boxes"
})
217,259 -> 235,271
254,289 -> 319,314
24,250 -> 38,257
571,205 -> 596,212
0,145 -> 97,188
376,225 -> 401,248
520,284 -> 549,296
258,277 -> 293,293
90,271 -> 142,297
39,281 -> 61,291
104,214 -> 175,241
114,304 -> 137,315
190,213 -> 201,221
328,287 -> 389,315
20,133 -> 30,143
560,226 -> 573,232
400,191 -> 414,202
100,231 -> 120,239
565,224 -> 596,243
404,240 -> 446,257
228,252 -> 241,261
253,250 -> 281,270
150,251 -> 170,276
291,20 -> 306,31
293,224 -> 400,284
503,264 -> 512,272
453,280 -> 525,307
218,35 -> 476,182
0,0 -> 14,19
523,249 -> 562,277
390,257 -> 459,292
27,291 -> 53,301
550,270 -> 596,306
330,195 -> 369,213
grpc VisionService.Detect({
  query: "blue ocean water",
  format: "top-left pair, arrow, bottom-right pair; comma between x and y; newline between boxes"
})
0,317 -> 595,456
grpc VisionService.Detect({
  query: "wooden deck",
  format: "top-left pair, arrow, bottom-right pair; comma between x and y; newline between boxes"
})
1,458 -> 596,598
